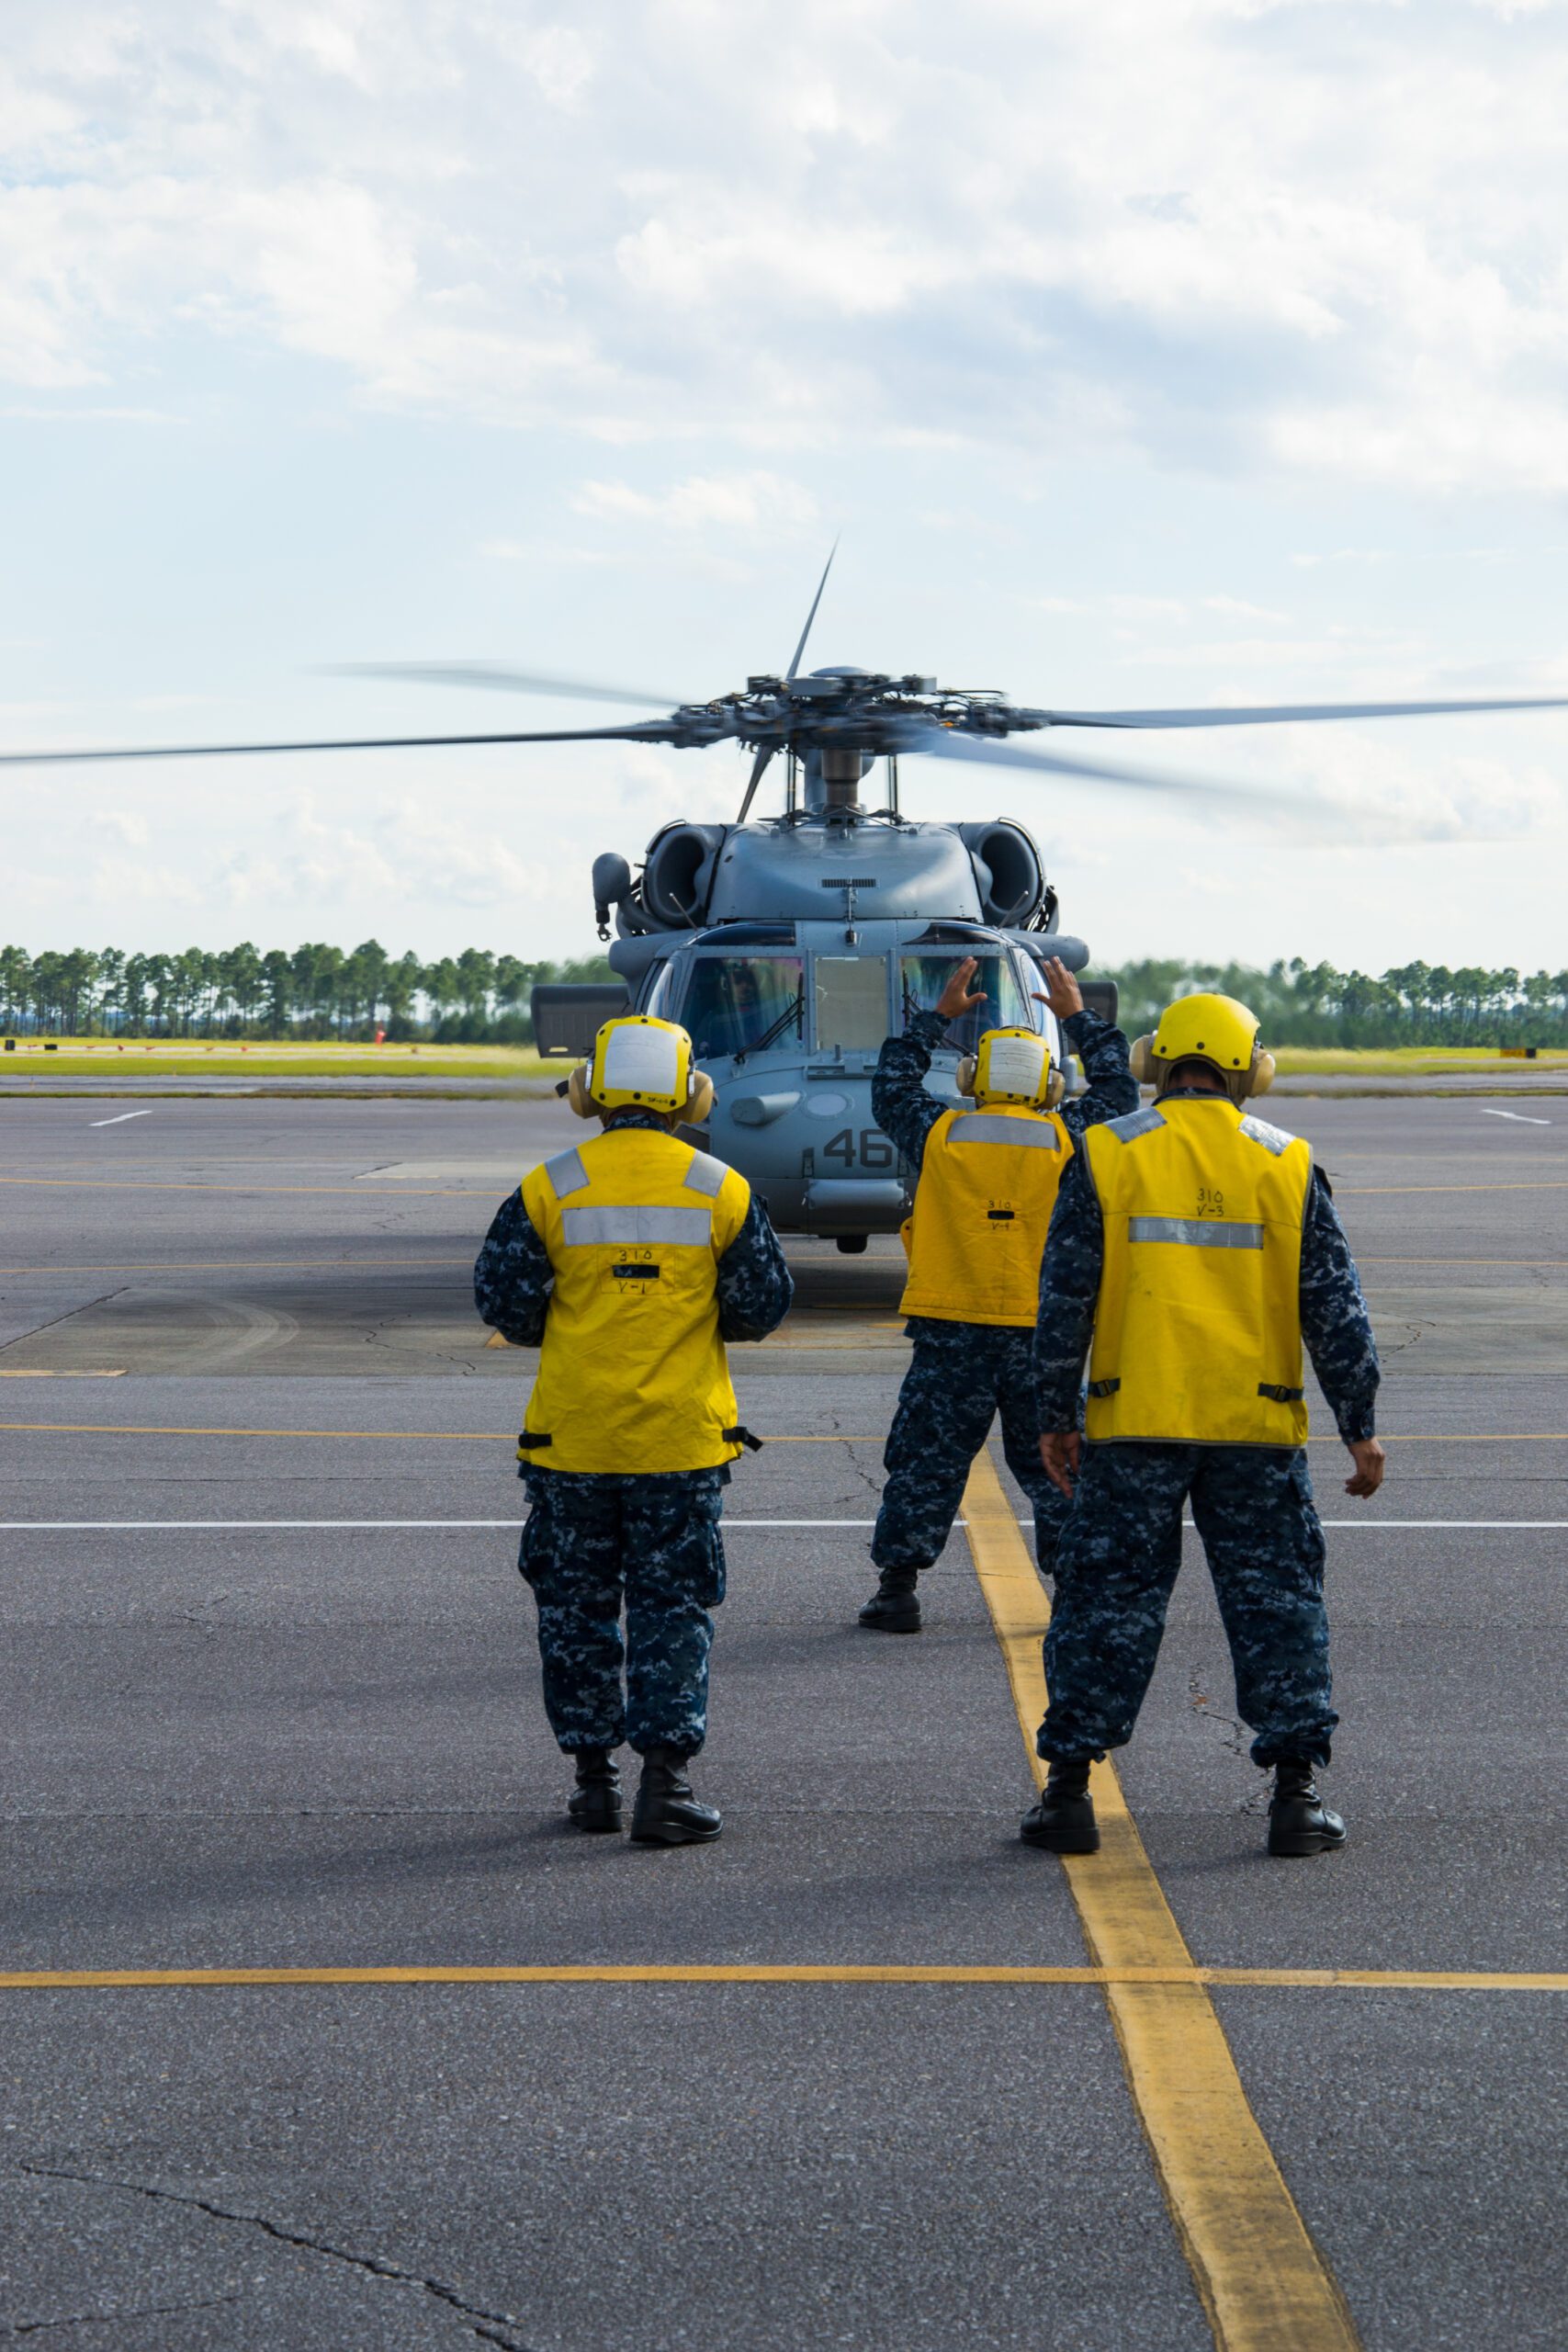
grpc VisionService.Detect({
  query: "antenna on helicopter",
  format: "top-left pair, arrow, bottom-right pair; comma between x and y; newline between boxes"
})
735,540 -> 839,827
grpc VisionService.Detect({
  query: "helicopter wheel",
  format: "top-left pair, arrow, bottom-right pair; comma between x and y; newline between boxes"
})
834,1235 -> 869,1254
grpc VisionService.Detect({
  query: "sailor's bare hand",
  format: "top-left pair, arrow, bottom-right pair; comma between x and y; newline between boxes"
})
1344,1438 -> 1386,1498
936,956 -> 988,1021
1040,1430 -> 1081,1497
1031,956 -> 1084,1022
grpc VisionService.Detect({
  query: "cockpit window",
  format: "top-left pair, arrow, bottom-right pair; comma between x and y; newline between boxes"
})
680,956 -> 805,1060
899,952 -> 1032,1053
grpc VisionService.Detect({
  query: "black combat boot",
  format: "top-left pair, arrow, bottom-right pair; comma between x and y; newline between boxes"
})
566,1748 -> 623,1834
1266,1758 -> 1346,1857
857,1566 -> 921,1634
629,1747 -> 723,1846
1019,1758 -> 1100,1854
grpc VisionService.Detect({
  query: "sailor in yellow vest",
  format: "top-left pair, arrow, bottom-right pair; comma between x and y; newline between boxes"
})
1025,992 -> 1383,1860
474,1014 -> 793,1843
859,954 -> 1136,1633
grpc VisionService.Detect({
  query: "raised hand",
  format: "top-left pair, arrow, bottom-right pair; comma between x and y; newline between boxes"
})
1030,956 -> 1084,1023
935,956 -> 988,1021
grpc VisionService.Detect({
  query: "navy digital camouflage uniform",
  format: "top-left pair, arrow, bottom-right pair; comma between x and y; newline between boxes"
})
1032,1092 -> 1380,1768
474,1111 -> 794,1758
871,1003 -> 1138,1577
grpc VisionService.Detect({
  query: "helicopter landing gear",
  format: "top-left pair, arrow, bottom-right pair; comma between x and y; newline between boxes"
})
835,1235 -> 869,1254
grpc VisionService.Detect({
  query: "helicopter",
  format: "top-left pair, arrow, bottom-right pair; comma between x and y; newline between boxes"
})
6,549 -> 1568,1248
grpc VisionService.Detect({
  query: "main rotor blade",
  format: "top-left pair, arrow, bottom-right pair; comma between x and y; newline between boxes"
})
905,726 -> 1268,801
0,722 -> 684,768
326,662 -> 686,710
735,743 -> 776,825
1035,695 -> 1568,730
785,540 -> 839,682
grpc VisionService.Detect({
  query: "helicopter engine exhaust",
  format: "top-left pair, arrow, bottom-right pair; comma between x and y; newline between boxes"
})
642,822 -> 728,928
958,820 -> 1045,926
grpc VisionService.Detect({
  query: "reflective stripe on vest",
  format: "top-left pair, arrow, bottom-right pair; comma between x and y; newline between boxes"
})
519,1128 -> 751,1473
682,1150 -> 727,1197
1083,1098 -> 1312,1447
545,1147 -> 590,1199
948,1113 -> 1060,1149
899,1102 -> 1074,1329
1128,1216 -> 1263,1250
561,1204 -> 713,1247
1107,1105 -> 1167,1144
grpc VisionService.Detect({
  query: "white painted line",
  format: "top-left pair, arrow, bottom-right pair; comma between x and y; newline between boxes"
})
1315,1520 -> 1568,1530
1479,1108 -> 1551,1125
0,1517 -> 1562,1534
88,1110 -> 154,1127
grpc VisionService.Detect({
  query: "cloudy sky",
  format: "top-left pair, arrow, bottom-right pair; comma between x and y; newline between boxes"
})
4,0 -> 1566,972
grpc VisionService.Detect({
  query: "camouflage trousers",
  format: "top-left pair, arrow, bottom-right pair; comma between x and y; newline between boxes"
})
518,1467 -> 727,1758
1038,1442 -> 1336,1770
872,1320 -> 1067,1576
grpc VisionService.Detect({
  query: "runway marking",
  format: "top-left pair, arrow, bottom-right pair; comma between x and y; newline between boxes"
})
962,1447 -> 1360,2352
0,1371 -> 125,1380
0,1423 -> 884,1442
0,1177 -> 490,1196
1340,1180 -> 1568,1194
0,1965 -> 1561,1992
0,1260 -> 475,1273
87,1111 -> 153,1128
1478,1109 -> 1551,1125
0,1422 -> 1560,1448
0,1516 -> 1562,1533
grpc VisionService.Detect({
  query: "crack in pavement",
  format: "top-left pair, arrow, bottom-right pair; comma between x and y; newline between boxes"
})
17,2163 -> 538,2351
1185,1670 -> 1271,1807
0,2294 -> 239,2338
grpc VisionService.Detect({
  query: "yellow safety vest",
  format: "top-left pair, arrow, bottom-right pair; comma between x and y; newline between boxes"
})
1082,1099 -> 1313,1447
518,1127 -> 752,1474
899,1102 -> 1075,1328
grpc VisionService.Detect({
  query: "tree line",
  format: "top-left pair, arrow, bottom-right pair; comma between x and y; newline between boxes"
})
1102,958 -> 1568,1049
0,944 -> 614,1043
1,942 -> 1563,1048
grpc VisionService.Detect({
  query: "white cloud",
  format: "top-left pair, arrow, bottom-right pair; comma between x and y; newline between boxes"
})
5,3 -> 1568,974
3,2 -> 1567,485
572,469 -> 818,535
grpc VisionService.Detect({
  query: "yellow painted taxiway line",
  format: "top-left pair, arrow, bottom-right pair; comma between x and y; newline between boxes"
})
1359,1257 -> 1568,1267
0,1422 -> 886,1442
0,1964 -> 1562,1992
963,1448 -> 1361,2352
0,1260 -> 474,1274
1340,1180 -> 1568,1195
0,1177 -> 488,1197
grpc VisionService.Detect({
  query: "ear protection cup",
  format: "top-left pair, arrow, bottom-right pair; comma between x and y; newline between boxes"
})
1247,1050 -> 1276,1099
567,1064 -> 596,1118
685,1069 -> 716,1125
1128,1034 -> 1156,1084
955,1054 -> 978,1098
1044,1068 -> 1066,1111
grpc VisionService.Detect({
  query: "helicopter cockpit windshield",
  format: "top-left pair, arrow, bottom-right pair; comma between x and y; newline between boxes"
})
899,951 -> 1033,1055
664,953 -> 805,1061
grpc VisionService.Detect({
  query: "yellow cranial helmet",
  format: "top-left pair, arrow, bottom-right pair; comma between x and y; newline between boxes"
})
567,1014 -> 715,1123
1127,991 -> 1275,1103
955,1026 -> 1064,1111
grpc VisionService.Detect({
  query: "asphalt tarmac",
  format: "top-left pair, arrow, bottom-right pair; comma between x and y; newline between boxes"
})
0,1092 -> 1562,2350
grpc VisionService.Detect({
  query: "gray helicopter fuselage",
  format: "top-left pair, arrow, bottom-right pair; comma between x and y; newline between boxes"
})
598,806 -> 1087,1238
